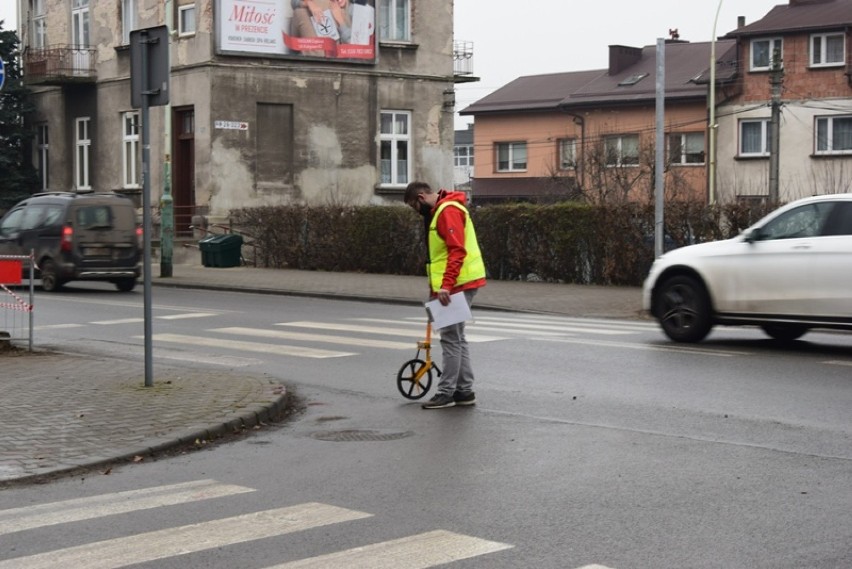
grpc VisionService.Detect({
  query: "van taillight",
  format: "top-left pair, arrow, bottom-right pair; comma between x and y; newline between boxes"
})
136,226 -> 143,248
61,226 -> 73,252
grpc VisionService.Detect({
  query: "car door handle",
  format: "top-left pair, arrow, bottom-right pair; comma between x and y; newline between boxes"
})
792,244 -> 812,249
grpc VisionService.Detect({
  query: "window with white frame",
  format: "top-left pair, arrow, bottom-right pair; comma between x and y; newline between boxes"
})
122,112 -> 141,188
668,132 -> 705,165
816,115 -> 852,155
34,125 -> 49,191
496,142 -> 527,172
379,110 -> 411,186
379,0 -> 409,42
121,0 -> 136,45
72,0 -> 90,47
558,138 -> 577,169
454,145 -> 473,167
31,0 -> 47,48
751,37 -> 782,71
178,4 -> 196,36
75,117 -> 91,190
739,118 -> 771,157
810,32 -> 845,67
604,134 -> 639,166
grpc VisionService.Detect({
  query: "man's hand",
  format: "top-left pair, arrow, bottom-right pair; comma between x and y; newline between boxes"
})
437,288 -> 451,306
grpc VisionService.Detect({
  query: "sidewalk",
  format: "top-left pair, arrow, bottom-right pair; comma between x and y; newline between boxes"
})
0,264 -> 643,484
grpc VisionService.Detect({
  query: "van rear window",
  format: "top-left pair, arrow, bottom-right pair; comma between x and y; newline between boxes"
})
76,206 -> 113,229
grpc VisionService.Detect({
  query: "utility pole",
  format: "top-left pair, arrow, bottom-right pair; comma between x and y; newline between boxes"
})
768,47 -> 783,202
654,38 -> 665,259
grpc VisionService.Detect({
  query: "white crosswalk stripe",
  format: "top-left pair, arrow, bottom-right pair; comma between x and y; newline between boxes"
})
146,333 -> 355,358
0,503 -> 372,569
0,479 -> 253,536
275,321 -> 506,343
265,529 -> 512,569
91,318 -> 144,325
0,481 -> 517,568
215,326 -> 415,350
157,312 -> 219,320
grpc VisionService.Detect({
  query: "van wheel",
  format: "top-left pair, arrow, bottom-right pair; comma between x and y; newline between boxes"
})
115,278 -> 137,292
40,260 -> 63,292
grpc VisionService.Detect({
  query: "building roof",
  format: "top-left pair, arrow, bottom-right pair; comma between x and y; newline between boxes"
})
454,125 -> 474,145
564,40 -> 736,108
724,0 -> 852,37
460,39 -> 737,116
460,69 -> 604,115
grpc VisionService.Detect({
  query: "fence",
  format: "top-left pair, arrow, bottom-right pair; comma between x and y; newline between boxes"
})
0,254 -> 35,351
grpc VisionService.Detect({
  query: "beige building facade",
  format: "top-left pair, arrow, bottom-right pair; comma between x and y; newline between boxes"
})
19,0 -> 463,232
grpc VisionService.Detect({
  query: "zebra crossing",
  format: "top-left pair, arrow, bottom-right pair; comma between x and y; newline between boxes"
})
145,313 -> 654,360
38,311 -> 657,360
0,480 -> 516,568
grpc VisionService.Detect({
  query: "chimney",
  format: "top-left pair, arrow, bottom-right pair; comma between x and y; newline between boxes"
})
608,45 -> 643,76
738,16 -> 746,28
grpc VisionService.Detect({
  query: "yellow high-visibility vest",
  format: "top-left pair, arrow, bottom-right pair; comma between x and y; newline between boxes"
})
427,201 -> 485,292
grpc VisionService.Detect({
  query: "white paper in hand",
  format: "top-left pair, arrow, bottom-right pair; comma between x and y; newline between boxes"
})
424,292 -> 472,330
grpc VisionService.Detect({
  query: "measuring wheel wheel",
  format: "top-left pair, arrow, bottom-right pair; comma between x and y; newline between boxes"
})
396,358 -> 433,400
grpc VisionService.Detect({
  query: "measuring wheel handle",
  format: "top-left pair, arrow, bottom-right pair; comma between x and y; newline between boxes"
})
396,358 -> 433,400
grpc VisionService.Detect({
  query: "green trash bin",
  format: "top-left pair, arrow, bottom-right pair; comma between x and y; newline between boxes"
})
198,234 -> 243,267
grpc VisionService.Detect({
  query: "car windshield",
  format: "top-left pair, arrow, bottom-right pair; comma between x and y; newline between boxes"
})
0,209 -> 25,235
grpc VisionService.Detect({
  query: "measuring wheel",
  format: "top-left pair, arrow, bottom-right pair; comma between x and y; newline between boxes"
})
396,358 -> 433,400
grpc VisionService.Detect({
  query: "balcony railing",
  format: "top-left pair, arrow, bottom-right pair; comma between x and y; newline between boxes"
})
23,45 -> 97,85
453,41 -> 477,84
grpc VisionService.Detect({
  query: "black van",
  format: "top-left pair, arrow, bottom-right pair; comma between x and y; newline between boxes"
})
0,192 -> 142,292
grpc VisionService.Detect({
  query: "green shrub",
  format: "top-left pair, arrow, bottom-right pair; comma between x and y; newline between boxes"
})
230,199 -> 777,286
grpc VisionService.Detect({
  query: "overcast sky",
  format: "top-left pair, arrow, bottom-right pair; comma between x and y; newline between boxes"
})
453,0 -> 783,127
1,0 -> 785,127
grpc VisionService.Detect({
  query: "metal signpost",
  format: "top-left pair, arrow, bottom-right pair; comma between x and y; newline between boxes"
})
131,26 -> 170,387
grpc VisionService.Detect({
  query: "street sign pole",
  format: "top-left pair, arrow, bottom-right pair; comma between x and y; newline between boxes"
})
141,36 -> 153,388
131,26 -> 170,387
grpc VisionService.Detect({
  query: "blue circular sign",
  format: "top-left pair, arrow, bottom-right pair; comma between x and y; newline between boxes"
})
0,57 -> 5,91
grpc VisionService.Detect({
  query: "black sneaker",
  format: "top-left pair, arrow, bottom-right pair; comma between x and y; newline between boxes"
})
453,391 -> 476,406
421,393 -> 456,409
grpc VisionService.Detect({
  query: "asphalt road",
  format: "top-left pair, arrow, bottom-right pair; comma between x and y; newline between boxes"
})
3,286 -> 851,568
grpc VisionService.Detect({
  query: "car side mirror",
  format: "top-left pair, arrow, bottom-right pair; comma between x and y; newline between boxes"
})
744,228 -> 758,243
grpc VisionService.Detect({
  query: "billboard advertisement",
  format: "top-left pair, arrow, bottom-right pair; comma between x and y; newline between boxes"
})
218,0 -> 376,62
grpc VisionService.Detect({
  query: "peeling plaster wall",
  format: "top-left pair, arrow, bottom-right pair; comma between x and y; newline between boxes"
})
209,138 -> 254,213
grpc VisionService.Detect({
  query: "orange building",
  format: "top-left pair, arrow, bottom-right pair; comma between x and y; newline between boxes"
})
461,40 -> 734,205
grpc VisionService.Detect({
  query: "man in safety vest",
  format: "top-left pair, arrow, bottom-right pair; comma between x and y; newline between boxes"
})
404,181 -> 486,409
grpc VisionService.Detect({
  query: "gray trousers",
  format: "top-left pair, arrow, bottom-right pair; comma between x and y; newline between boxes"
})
435,289 -> 477,396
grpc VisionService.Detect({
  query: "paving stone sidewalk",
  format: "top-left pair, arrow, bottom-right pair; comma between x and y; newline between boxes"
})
0,351 -> 286,484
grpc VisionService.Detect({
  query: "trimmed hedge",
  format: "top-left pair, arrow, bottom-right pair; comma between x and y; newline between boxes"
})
231,199 -> 778,286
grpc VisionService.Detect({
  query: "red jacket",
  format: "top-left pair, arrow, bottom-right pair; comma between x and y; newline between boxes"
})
430,190 -> 487,295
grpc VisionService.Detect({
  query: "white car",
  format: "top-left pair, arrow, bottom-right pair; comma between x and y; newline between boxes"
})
643,193 -> 852,342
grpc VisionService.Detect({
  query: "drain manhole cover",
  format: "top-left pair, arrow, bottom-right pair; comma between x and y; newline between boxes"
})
311,429 -> 414,442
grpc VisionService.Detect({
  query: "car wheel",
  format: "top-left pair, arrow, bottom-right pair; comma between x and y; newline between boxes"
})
114,278 -> 137,292
761,324 -> 808,342
655,275 -> 712,343
39,260 -> 63,292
